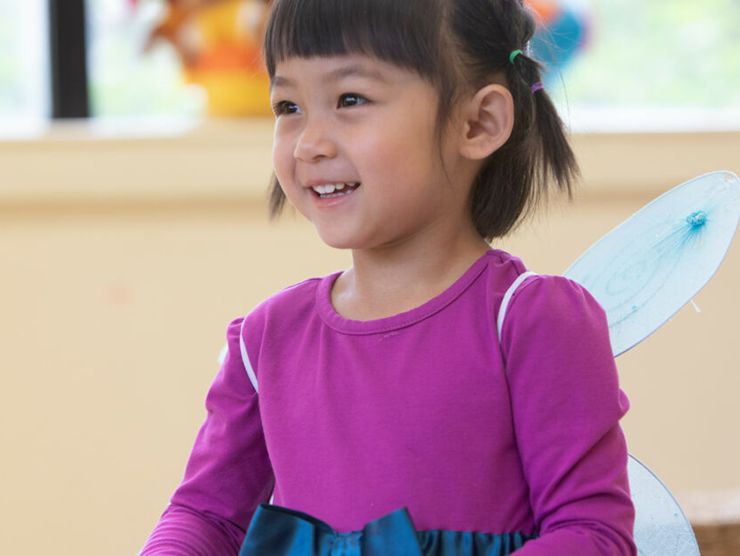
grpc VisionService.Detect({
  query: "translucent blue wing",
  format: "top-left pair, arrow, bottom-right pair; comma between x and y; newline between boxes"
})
629,456 -> 700,555
563,171 -> 740,555
564,171 -> 740,357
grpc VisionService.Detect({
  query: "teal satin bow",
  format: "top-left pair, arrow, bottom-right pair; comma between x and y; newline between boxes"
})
239,503 -> 423,556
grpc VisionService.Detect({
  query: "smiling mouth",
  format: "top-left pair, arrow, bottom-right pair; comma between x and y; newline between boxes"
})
312,183 -> 362,199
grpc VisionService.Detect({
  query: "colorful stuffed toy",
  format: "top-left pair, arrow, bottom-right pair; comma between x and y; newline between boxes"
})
135,0 -> 272,116
526,0 -> 591,83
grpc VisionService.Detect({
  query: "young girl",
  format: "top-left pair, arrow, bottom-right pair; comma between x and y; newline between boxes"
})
141,0 -> 635,554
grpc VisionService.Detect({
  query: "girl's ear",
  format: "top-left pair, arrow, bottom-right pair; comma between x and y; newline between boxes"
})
457,84 -> 514,161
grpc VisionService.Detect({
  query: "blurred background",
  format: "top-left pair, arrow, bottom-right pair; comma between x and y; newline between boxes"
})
0,0 -> 738,554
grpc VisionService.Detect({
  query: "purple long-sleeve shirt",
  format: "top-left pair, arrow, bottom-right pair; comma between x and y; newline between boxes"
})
141,249 -> 636,555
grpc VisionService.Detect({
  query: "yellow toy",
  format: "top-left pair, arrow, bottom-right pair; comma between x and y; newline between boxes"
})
140,0 -> 272,117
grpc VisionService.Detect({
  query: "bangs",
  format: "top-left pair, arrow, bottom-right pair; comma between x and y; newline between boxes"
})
264,0 -> 446,85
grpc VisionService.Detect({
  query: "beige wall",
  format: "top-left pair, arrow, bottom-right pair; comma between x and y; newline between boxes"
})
0,121 -> 738,555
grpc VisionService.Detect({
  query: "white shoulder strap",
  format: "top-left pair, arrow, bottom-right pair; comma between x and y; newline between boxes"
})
239,318 -> 260,393
496,271 -> 538,340
218,321 -> 259,393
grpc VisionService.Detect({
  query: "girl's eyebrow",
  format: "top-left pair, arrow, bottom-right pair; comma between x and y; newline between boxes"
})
271,64 -> 389,91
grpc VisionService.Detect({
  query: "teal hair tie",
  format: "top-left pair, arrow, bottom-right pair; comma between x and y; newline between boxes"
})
509,49 -> 524,64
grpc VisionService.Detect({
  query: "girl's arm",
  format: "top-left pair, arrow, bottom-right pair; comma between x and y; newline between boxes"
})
501,275 -> 636,556
139,316 -> 274,555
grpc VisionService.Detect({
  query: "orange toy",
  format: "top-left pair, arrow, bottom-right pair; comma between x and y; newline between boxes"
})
140,0 -> 272,117
525,0 -> 560,25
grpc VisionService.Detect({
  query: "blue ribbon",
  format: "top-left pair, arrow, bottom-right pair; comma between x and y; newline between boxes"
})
239,503 -> 424,555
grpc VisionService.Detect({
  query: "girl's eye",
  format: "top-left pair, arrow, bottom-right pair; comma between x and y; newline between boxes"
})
338,93 -> 368,108
272,101 -> 299,116
272,94 -> 368,115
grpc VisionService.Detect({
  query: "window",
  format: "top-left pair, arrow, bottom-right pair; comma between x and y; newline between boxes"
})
543,0 -> 740,131
87,0 -> 206,122
0,1 -> 737,134
0,0 -> 49,135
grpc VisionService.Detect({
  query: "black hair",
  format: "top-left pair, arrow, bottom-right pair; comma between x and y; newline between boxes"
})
263,0 -> 579,241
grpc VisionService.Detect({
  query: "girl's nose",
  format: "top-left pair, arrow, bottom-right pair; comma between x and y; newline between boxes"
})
293,117 -> 337,162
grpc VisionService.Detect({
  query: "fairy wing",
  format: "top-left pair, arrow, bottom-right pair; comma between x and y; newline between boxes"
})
563,170 -> 739,556
564,171 -> 739,357
628,456 -> 701,555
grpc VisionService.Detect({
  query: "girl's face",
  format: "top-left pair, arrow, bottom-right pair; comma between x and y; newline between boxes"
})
270,54 -> 471,251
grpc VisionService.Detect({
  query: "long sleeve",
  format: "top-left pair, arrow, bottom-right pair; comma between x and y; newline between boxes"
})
500,275 -> 636,555
140,316 -> 275,555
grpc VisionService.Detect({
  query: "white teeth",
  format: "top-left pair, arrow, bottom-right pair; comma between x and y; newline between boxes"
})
311,183 -> 358,194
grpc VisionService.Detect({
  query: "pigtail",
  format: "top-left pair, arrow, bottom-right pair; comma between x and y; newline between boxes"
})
531,82 -> 579,201
462,0 -> 579,240
508,47 -> 579,205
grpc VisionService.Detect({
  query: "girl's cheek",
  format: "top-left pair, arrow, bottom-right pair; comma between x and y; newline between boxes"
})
273,125 -> 297,159
272,136 -> 292,171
